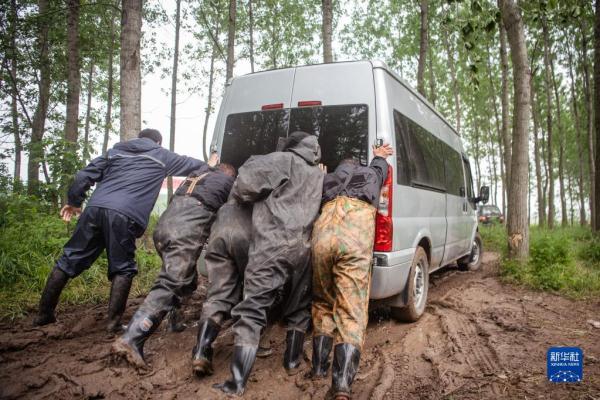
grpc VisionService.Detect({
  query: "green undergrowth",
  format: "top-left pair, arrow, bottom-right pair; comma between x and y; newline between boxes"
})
0,194 -> 161,320
480,224 -> 600,299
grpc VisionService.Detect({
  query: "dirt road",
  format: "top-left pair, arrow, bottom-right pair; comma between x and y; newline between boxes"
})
1,252 -> 599,399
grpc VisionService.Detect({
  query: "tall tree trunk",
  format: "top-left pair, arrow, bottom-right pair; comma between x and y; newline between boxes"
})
202,45 -> 217,162
167,0 -> 182,201
322,0 -> 333,63
248,0 -> 255,73
102,9 -> 116,154
28,0 -> 51,195
547,34 -> 568,227
83,61 -> 94,163
10,0 -> 21,184
442,30 -> 460,133
63,0 -> 81,203
120,0 -> 142,141
499,0 -> 531,260
541,14 -> 555,228
226,0 -> 236,80
568,174 -> 575,226
582,22 -> 595,228
531,81 -> 545,226
485,44 -> 502,209
567,45 -> 587,225
594,0 -> 600,232
499,22 -> 512,193
428,40 -> 436,106
417,0 -> 428,97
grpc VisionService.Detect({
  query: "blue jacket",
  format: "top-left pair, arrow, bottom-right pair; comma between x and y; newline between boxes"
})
68,137 -> 204,228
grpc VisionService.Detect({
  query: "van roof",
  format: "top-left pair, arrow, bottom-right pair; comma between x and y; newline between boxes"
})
228,60 -> 460,138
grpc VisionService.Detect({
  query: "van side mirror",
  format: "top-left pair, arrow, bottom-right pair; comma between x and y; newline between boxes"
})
477,186 -> 490,204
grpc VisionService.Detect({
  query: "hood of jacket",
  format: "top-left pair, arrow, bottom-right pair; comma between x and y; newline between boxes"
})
287,135 -> 321,166
113,137 -> 161,153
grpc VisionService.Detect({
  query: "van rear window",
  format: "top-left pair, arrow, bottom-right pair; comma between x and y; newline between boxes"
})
221,105 -> 369,170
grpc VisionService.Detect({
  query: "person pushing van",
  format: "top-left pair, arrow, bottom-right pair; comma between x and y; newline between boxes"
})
33,129 -> 206,332
309,143 -> 393,400
112,160 -> 236,368
215,131 -> 324,395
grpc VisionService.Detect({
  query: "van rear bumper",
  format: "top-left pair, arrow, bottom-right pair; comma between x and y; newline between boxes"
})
369,248 -> 414,299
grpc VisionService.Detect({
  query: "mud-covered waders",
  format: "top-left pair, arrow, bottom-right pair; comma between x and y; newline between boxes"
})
311,196 -> 376,350
137,195 -> 214,319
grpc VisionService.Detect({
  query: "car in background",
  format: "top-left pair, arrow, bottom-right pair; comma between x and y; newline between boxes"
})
478,205 -> 504,224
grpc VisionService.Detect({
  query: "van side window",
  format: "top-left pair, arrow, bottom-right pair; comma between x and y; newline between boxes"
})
463,157 -> 476,208
393,110 -> 445,190
443,144 -> 464,197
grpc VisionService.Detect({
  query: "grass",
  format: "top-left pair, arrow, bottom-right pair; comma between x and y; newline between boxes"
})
0,194 -> 162,320
480,223 -> 600,299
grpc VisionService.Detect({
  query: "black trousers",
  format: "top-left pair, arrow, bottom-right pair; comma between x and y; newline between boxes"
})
137,196 -> 214,318
56,206 -> 143,280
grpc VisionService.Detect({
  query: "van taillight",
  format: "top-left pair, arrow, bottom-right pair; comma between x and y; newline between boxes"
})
374,164 -> 393,252
261,103 -> 284,110
298,100 -> 322,107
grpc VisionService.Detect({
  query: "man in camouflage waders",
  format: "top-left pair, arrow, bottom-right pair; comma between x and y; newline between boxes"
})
310,143 -> 393,400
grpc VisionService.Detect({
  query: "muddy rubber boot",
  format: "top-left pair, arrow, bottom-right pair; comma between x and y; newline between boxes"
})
331,343 -> 361,400
33,267 -> 69,326
166,307 -> 187,333
106,275 -> 133,333
213,345 -> 258,396
311,335 -> 333,378
191,319 -> 220,376
111,311 -> 161,369
283,329 -> 305,374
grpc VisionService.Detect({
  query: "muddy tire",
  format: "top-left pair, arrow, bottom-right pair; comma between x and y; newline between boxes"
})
458,232 -> 483,271
390,247 -> 429,323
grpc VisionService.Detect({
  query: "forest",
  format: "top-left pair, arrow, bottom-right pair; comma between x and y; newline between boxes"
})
0,0 -> 599,312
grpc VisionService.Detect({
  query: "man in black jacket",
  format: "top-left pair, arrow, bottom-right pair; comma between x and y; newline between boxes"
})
215,131 -> 324,396
33,129 -> 207,332
112,162 -> 236,368
309,143 -> 393,400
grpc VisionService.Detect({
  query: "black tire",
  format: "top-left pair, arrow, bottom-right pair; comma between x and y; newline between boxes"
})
390,247 -> 429,322
458,232 -> 483,271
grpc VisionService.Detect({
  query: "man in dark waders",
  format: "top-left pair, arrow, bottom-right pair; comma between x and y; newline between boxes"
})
190,199 -> 253,376
309,144 -> 393,400
112,161 -> 236,368
33,129 -> 207,332
215,131 -> 324,396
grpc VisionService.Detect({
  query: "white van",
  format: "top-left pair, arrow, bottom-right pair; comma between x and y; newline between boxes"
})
202,60 -> 489,322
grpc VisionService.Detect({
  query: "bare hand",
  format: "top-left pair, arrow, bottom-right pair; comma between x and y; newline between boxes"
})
373,143 -> 394,159
318,163 -> 327,173
208,152 -> 220,167
60,205 -> 82,222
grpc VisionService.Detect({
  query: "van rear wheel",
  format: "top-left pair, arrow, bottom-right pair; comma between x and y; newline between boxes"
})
390,247 -> 429,323
458,232 -> 483,271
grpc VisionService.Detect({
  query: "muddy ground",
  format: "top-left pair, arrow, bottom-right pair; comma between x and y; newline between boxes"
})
1,252 -> 599,399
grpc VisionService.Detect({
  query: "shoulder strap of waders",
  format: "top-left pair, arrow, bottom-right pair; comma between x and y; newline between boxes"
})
185,172 -> 210,196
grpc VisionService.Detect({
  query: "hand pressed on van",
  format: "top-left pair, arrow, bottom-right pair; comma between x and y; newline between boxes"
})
372,143 -> 393,159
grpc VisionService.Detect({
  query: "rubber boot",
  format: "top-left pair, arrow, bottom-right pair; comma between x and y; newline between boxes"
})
166,306 -> 187,333
283,329 -> 305,374
33,267 -> 69,326
213,345 -> 258,396
331,343 -> 361,400
311,335 -> 333,378
111,311 -> 161,369
191,319 -> 220,376
106,275 -> 133,333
